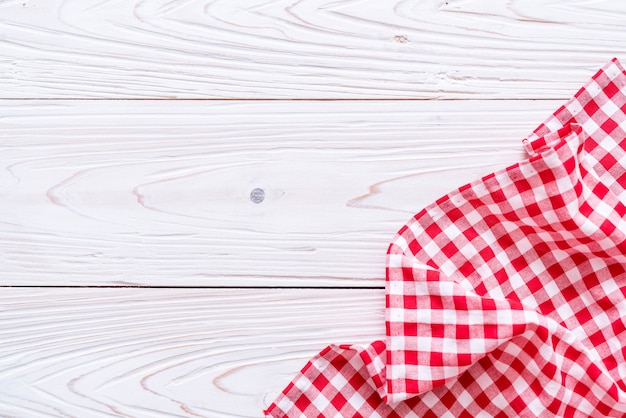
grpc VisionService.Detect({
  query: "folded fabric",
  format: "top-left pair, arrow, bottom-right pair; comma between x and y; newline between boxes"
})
265,58 -> 626,417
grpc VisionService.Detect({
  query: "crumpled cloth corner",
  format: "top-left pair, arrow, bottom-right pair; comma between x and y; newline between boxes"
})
266,58 -> 626,417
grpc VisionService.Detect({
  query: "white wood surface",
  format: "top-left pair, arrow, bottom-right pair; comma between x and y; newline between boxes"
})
0,99 -> 559,287
0,288 -> 384,417
0,0 -> 622,98
2,1 -> 623,416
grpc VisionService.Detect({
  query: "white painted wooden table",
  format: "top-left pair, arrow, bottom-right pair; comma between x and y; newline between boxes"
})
1,1 -> 624,416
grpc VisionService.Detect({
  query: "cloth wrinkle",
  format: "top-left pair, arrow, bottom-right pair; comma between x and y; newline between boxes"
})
266,58 -> 626,417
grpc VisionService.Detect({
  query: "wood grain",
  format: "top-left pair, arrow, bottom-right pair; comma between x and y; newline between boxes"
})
0,288 -> 384,418
1,99 -> 561,286
0,0 -> 622,99
4,2 -> 620,416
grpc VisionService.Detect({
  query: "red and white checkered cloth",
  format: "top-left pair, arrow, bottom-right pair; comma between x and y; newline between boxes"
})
265,58 -> 626,417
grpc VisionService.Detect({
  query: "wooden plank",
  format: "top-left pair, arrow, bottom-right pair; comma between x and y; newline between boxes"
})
0,0 -> 622,99
0,288 -> 384,418
0,99 -> 563,286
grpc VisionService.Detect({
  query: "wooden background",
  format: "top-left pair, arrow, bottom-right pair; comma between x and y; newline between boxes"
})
1,0 -> 624,416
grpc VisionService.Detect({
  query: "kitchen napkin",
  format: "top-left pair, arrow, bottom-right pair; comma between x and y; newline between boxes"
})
266,58 -> 626,417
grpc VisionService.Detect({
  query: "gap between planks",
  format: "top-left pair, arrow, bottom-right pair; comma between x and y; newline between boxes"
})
0,97 -> 566,101
0,285 -> 385,289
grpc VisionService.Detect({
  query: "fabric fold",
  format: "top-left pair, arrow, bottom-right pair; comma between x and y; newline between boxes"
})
265,58 -> 626,417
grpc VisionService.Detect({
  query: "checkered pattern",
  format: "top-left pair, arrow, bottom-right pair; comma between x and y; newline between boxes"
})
265,58 -> 626,417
